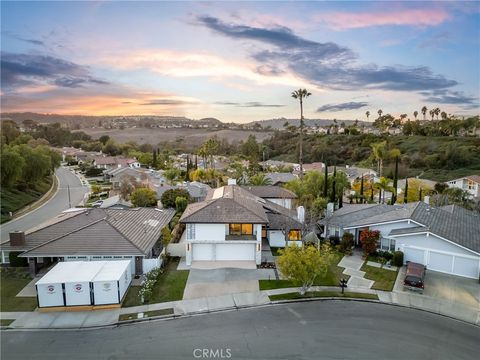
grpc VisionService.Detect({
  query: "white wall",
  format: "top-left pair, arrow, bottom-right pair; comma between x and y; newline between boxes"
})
268,230 -> 286,247
267,198 -> 292,209
395,233 -> 478,257
193,224 -> 226,241
37,283 -> 64,307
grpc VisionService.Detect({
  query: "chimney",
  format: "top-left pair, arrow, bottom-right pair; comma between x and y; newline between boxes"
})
327,202 -> 335,216
9,231 -> 25,246
297,206 -> 305,223
424,195 -> 430,205
228,178 -> 237,186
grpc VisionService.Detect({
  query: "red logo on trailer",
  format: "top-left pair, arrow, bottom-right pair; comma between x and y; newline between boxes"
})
74,284 -> 83,292
47,285 -> 55,293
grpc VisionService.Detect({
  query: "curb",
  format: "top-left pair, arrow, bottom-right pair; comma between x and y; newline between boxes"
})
3,297 -> 478,332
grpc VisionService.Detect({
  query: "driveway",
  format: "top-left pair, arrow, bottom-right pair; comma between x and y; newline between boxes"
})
395,267 -> 480,309
183,268 -> 275,300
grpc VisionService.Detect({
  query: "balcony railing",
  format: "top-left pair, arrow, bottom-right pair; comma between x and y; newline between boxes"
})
225,234 -> 257,241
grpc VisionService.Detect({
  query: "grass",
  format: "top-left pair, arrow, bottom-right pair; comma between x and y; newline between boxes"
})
122,259 -> 189,307
361,263 -> 398,291
269,291 -> 379,301
0,273 -> 37,312
259,252 -> 348,290
119,308 -> 174,321
0,177 -> 52,223
0,319 -> 15,326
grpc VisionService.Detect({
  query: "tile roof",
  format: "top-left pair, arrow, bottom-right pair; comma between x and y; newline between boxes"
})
265,172 -> 297,185
1,208 -> 175,257
241,185 -> 297,199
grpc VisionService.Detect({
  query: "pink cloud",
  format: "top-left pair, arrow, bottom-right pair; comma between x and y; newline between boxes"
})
315,8 -> 451,30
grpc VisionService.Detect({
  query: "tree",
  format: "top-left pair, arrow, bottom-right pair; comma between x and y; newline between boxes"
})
391,156 -> 399,204
375,177 -> 392,204
291,88 -> 311,179
161,188 -> 190,208
421,106 -> 428,120
241,135 -> 261,162
377,109 -> 383,118
119,175 -> 136,200
161,226 -> 172,249
99,135 -> 110,145
370,141 -> 387,176
0,147 -> 25,187
404,178 -> 409,203
323,163 -> 328,198
365,111 -> 370,122
248,173 -> 272,185
277,243 -> 334,295
175,196 -> 188,213
130,188 -> 157,207
413,111 -> 418,120
434,182 -> 448,194
164,168 -> 180,185
102,139 -> 120,155
360,230 -> 380,258
359,174 -> 364,203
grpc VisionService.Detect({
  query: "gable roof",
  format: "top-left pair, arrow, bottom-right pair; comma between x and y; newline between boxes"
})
265,173 -> 297,185
1,208 -> 175,257
241,185 -> 297,199
180,185 -> 269,224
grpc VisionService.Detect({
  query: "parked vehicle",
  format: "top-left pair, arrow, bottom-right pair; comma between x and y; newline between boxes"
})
403,261 -> 426,293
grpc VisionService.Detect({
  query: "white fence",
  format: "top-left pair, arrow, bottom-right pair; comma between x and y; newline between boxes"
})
143,257 -> 163,273
166,243 -> 186,257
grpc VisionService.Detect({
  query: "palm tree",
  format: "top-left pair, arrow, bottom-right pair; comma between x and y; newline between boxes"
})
370,141 -> 387,177
413,111 -> 418,120
375,177 -> 393,204
429,109 -> 435,121
365,111 -> 370,122
441,111 -> 447,120
421,106 -> 428,120
400,114 -> 407,123
248,173 -> 272,186
291,88 -> 311,179
377,109 -> 383,118
434,107 -> 441,120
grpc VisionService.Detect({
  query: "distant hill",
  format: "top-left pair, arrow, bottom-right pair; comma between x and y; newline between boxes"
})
247,117 -> 370,129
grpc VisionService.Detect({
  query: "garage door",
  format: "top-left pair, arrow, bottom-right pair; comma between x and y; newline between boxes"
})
453,256 -> 479,278
216,244 -> 256,261
192,244 -> 214,261
404,247 -> 425,264
428,251 -> 453,274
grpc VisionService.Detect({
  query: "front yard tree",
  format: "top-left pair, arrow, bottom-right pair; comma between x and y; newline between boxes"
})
175,196 -> 188,213
359,230 -> 380,258
277,244 -> 334,295
161,188 -> 191,208
130,188 -> 157,207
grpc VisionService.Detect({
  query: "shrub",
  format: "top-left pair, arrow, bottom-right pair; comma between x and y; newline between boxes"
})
339,233 -> 354,254
360,230 -> 380,258
328,236 -> 340,246
9,252 -> 28,267
392,251 -> 404,267
85,167 -> 104,177
175,196 -> 188,213
161,189 -> 190,208
377,250 -> 393,261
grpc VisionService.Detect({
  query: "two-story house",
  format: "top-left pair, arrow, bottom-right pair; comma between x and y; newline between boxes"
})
447,175 -> 480,198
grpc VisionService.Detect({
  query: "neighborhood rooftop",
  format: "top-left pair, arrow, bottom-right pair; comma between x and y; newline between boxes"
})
240,185 -> 297,199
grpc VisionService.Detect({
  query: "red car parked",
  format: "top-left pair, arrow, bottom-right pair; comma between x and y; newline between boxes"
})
403,262 -> 426,293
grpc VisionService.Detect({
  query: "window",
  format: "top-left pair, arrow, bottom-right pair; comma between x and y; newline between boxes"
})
288,230 -> 301,241
380,238 -> 396,252
229,224 -> 253,236
187,224 -> 195,240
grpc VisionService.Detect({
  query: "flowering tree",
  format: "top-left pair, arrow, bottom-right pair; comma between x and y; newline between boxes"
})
360,230 -> 380,258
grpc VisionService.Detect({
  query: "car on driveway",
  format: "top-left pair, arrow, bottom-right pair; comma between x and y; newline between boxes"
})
404,262 -> 426,293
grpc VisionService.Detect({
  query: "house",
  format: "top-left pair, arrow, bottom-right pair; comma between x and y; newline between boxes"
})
151,181 -> 211,204
0,207 -> 175,275
98,195 -> 132,209
293,162 -> 325,174
319,201 -> 480,279
447,175 -> 480,198
265,172 -> 297,186
241,185 -> 296,210
180,182 -> 302,266
259,160 -> 295,171
105,167 -> 148,189
93,156 -> 140,170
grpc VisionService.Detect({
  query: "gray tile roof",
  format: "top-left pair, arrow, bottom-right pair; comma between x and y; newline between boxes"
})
1,208 -> 175,257
265,200 -> 302,230
319,204 -> 406,227
265,173 -> 297,185
241,185 -> 297,199
388,226 -> 426,236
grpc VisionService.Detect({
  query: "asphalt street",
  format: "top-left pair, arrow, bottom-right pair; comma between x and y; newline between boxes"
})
1,167 -> 88,242
1,301 -> 479,360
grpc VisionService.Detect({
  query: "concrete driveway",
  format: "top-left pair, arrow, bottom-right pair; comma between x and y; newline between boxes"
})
395,268 -> 480,309
183,268 -> 275,300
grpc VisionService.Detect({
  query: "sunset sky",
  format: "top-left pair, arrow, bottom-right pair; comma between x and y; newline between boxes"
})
1,1 -> 479,123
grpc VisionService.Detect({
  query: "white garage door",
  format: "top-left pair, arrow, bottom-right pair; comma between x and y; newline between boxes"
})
453,256 -> 479,278
192,244 -> 214,261
404,247 -> 425,265
428,251 -> 453,274
216,243 -> 256,261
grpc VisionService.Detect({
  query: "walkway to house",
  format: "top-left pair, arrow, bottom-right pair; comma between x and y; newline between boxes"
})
338,251 -> 374,289
261,238 -> 275,263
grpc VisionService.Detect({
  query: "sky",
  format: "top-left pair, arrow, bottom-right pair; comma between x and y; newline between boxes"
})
1,1 -> 479,123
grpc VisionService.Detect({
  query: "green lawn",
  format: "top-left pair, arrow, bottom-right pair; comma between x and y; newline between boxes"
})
269,291 -> 379,301
0,273 -> 37,312
122,259 -> 189,307
361,263 -> 398,291
119,308 -> 174,321
259,252 -> 348,290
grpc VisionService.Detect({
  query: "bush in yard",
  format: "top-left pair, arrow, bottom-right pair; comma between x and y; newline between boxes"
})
392,251 -> 404,267
161,226 -> 172,249
277,243 -> 335,295
359,230 -> 380,258
8,252 -> 28,267
377,250 -> 393,261
85,167 -> 104,177
138,267 -> 163,303
130,187 -> 157,207
175,196 -> 188,213
161,189 -> 190,208
328,236 -> 340,246
339,233 -> 354,254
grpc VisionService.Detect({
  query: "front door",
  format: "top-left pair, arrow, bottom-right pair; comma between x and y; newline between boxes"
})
135,256 -> 143,275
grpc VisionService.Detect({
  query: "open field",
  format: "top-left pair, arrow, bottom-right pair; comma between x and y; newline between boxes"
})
77,127 -> 273,147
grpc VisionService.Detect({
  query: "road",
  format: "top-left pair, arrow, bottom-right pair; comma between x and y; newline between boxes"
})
1,301 -> 479,360
1,167 -> 88,242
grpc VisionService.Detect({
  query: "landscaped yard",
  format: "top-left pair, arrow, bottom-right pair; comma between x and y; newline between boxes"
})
269,291 -> 379,301
122,259 -> 189,307
0,273 -> 37,312
361,263 -> 398,291
259,252 -> 348,290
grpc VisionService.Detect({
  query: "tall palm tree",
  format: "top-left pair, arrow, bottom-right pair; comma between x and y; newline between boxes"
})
365,111 -> 370,122
429,109 -> 435,121
375,177 -> 393,204
413,111 -> 418,120
441,111 -> 447,120
248,173 -> 272,186
421,106 -> 428,120
434,107 -> 441,120
377,109 -> 383,118
370,141 -> 386,177
291,88 -> 311,179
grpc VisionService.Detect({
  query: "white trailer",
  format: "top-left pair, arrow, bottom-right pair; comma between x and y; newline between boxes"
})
35,262 -> 79,308
92,260 -> 132,305
64,262 -> 104,306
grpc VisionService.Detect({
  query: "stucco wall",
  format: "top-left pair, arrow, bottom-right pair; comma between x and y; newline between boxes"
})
192,224 -> 226,241
268,230 -> 286,247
